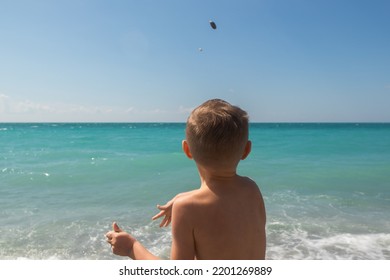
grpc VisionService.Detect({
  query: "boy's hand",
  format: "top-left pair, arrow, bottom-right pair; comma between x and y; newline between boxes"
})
152,201 -> 173,227
152,191 -> 196,227
105,222 -> 136,257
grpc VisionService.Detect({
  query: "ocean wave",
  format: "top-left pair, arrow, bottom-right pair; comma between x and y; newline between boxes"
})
0,219 -> 171,260
267,230 -> 390,260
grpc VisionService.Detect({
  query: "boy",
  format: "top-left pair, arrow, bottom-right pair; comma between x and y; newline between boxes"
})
105,99 -> 266,259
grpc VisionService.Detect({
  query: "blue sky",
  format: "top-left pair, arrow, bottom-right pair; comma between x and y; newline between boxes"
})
1,0 -> 389,122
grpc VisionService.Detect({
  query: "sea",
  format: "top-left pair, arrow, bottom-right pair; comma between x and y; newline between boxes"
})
0,123 -> 389,260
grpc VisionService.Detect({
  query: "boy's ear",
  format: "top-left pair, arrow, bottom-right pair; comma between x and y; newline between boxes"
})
182,140 -> 193,159
241,141 -> 252,160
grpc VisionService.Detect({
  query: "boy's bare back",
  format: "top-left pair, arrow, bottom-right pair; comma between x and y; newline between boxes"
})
171,175 -> 266,260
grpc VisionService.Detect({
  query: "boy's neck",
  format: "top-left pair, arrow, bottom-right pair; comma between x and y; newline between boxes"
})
196,163 -> 239,185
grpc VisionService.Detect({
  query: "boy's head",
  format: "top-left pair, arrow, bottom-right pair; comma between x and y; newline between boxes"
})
185,99 -> 250,167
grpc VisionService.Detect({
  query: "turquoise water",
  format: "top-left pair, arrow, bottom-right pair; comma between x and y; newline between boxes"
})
0,123 -> 389,259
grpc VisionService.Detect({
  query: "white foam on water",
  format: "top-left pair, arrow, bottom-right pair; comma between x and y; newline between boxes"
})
0,217 -> 172,260
267,225 -> 390,260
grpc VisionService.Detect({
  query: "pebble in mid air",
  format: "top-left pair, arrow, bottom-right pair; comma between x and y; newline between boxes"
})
209,20 -> 217,30
199,20 -> 217,52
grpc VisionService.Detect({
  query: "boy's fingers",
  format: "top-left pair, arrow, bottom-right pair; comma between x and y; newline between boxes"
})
112,222 -> 122,232
157,204 -> 168,210
105,231 -> 115,245
159,216 -> 172,227
152,211 -> 164,220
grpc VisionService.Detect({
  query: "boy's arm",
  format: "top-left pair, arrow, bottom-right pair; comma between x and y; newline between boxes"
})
130,240 -> 160,260
106,222 -> 160,260
258,191 -> 267,259
170,197 -> 196,260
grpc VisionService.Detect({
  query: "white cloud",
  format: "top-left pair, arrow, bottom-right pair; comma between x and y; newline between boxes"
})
125,107 -> 135,113
178,105 -> 193,114
0,93 -> 9,100
0,94 -> 10,113
13,99 -> 55,114
0,94 -> 192,122
0,95 -> 122,121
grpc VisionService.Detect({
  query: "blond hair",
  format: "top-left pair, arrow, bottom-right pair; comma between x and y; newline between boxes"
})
186,99 -> 249,165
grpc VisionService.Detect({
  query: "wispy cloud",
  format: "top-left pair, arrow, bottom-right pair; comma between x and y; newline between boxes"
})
178,105 -> 193,114
0,94 -> 10,113
13,99 -> 56,114
0,94 -> 190,122
0,94 -> 120,121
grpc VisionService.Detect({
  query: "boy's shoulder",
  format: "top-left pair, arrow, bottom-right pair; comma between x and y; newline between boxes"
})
237,175 -> 259,187
174,176 -> 261,208
231,175 -> 261,193
172,188 -> 217,217
171,190 -> 205,226
173,189 -> 205,207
